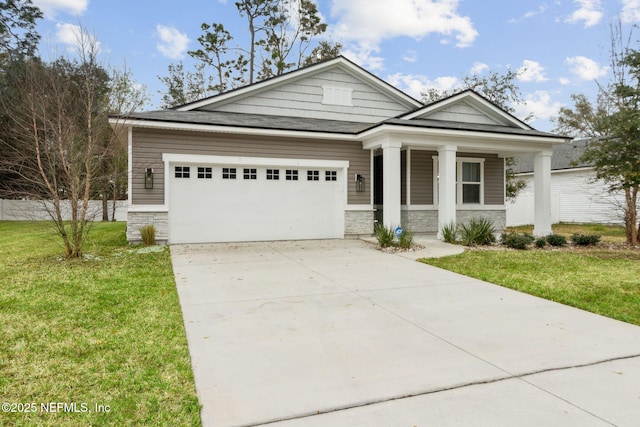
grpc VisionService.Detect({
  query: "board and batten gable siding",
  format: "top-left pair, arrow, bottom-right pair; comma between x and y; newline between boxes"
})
406,151 -> 504,205
199,69 -> 410,123
131,129 -> 370,206
419,102 -> 504,126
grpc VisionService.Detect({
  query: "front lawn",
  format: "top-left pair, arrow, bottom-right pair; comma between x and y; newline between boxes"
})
421,226 -> 640,326
0,222 -> 201,426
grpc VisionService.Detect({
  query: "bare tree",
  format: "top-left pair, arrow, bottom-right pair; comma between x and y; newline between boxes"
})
0,29 -> 138,256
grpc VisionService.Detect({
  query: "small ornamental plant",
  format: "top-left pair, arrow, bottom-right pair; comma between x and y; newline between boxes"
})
139,224 -> 156,246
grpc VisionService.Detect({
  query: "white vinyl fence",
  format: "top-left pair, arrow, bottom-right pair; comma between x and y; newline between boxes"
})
0,199 -> 127,221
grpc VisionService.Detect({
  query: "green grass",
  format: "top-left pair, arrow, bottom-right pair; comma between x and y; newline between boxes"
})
421,241 -> 640,326
507,222 -> 627,243
0,222 -> 201,426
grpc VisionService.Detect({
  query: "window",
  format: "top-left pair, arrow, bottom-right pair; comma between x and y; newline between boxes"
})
460,162 -> 481,204
222,168 -> 236,179
286,170 -> 298,181
197,167 -> 212,179
243,168 -> 257,180
266,169 -> 279,180
432,157 -> 485,205
307,170 -> 319,181
325,171 -> 337,181
175,166 -> 190,178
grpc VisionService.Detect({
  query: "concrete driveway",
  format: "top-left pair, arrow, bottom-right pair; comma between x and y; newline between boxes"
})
171,239 -> 640,427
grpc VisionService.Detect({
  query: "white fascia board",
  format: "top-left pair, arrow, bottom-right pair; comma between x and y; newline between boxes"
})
129,205 -> 169,212
116,118 -> 359,142
162,153 -> 350,169
402,91 -> 530,129
176,57 -> 421,112
360,124 -> 567,152
175,58 -> 345,111
346,205 -> 374,211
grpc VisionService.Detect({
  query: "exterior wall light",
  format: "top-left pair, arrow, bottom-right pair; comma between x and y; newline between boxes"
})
145,168 -> 154,189
355,174 -> 365,192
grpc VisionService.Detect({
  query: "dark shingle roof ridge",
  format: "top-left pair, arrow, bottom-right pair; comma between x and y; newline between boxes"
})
125,109 -> 374,134
383,116 -> 565,138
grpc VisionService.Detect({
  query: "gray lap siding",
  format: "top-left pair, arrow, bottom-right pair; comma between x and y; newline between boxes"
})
407,150 -> 504,206
131,128 -> 371,206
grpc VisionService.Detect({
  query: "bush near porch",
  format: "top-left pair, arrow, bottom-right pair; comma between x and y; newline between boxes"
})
0,222 -> 201,426
421,223 -> 640,326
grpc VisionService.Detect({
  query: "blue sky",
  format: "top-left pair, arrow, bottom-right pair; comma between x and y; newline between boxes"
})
31,0 -> 640,131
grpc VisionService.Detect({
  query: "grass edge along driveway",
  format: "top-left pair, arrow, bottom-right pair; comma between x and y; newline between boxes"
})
421,227 -> 640,327
0,221 -> 201,427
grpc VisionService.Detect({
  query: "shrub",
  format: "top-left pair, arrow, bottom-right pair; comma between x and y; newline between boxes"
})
441,222 -> 458,244
535,237 -> 547,248
459,217 -> 496,246
139,224 -> 156,246
546,234 -> 567,247
374,223 -> 396,248
398,228 -> 414,249
502,232 -> 534,250
572,233 -> 601,246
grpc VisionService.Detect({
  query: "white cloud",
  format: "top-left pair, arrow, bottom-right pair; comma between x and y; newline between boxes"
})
156,25 -> 190,60
470,62 -> 489,75
403,50 -> 418,63
518,60 -> 548,82
566,56 -> 608,80
565,0 -> 603,28
559,77 -> 571,85
514,91 -> 564,123
621,0 -> 640,22
330,0 -> 478,69
32,0 -> 88,18
508,4 -> 549,23
55,22 -> 101,53
387,72 -> 459,99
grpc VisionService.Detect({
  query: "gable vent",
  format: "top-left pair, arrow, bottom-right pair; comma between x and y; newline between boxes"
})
323,86 -> 353,106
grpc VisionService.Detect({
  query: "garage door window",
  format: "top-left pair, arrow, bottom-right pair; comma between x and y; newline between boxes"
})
197,167 -> 212,179
222,168 -> 236,179
286,170 -> 298,181
325,171 -> 337,181
175,166 -> 190,178
243,168 -> 257,180
307,170 -> 319,181
267,169 -> 279,180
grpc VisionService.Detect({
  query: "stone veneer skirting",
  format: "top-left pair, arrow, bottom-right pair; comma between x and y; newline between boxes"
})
344,210 -> 374,236
127,209 -> 373,243
126,208 -> 503,243
401,208 -> 506,234
127,211 -> 169,244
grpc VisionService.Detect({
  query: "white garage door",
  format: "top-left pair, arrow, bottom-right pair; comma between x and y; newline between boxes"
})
166,156 -> 348,244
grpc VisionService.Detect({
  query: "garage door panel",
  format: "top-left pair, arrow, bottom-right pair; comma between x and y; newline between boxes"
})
168,164 -> 345,243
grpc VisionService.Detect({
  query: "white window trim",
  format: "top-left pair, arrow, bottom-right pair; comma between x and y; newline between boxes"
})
432,156 -> 485,207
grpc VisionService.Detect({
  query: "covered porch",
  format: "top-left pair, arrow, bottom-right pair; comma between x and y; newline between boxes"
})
362,125 -> 566,238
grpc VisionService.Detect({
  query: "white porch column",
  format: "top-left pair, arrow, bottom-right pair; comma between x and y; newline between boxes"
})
382,140 -> 402,228
533,151 -> 553,237
437,145 -> 457,239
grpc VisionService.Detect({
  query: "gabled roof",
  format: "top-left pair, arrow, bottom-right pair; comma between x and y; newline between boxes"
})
399,90 -> 533,130
175,55 -> 422,112
121,110 -> 372,135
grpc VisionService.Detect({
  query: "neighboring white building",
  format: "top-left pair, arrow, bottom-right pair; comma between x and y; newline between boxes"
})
507,139 -> 625,227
